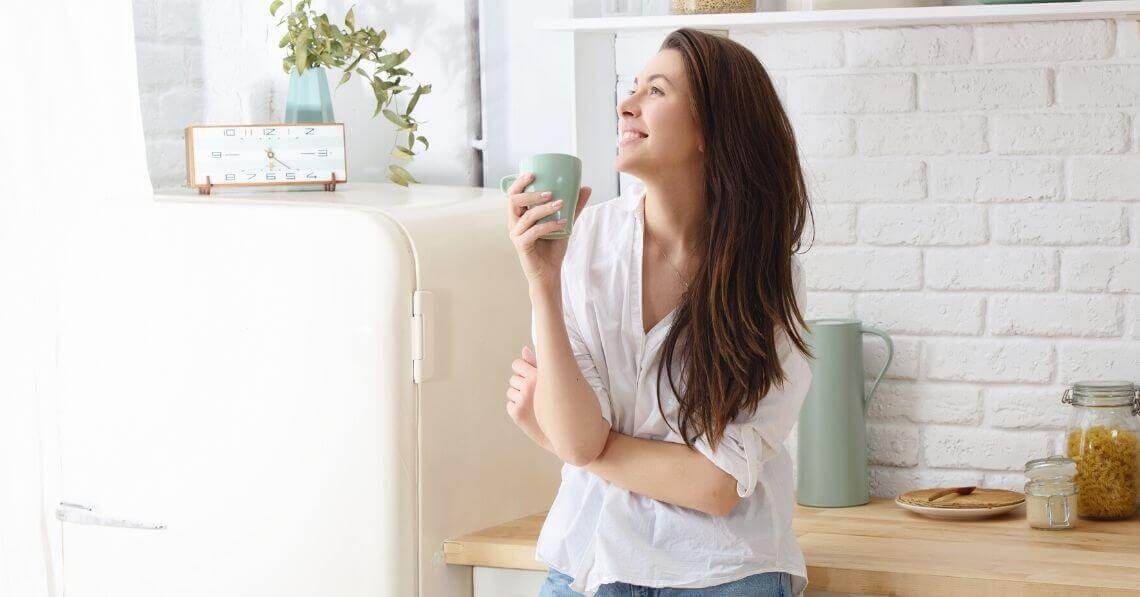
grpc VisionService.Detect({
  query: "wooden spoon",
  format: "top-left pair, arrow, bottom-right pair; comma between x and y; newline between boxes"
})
926,486 -> 976,503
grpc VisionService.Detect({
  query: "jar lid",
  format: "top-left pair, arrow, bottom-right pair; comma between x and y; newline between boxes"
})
1062,380 -> 1138,410
1024,455 -> 1077,481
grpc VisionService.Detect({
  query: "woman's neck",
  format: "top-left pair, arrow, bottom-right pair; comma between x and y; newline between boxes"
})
642,173 -> 706,261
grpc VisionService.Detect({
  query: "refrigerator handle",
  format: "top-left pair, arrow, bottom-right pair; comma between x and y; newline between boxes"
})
55,501 -> 167,530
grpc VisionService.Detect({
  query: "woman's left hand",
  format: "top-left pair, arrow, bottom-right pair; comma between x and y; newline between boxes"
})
506,345 -> 556,455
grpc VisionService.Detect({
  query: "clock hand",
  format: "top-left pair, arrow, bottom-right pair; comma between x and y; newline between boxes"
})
272,156 -> 294,170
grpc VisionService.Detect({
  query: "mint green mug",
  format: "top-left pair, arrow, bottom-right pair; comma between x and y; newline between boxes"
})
499,153 -> 582,240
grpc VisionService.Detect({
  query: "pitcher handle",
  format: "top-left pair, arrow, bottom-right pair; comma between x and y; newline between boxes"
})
860,324 -> 893,415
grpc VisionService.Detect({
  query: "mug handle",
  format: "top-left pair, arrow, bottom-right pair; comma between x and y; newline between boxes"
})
500,174 -> 519,194
860,324 -> 893,415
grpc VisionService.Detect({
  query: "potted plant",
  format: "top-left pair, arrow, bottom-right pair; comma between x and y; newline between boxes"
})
271,0 -> 431,186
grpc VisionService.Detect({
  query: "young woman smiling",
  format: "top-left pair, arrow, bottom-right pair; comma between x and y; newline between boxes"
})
503,28 -> 815,597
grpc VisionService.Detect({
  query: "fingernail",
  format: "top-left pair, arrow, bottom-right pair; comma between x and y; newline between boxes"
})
541,191 -> 552,198
553,199 -> 563,206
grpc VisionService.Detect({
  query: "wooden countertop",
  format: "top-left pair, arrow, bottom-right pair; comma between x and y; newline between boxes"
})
443,497 -> 1140,595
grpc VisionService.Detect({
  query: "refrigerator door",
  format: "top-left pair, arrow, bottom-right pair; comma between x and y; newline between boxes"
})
56,198 -> 417,596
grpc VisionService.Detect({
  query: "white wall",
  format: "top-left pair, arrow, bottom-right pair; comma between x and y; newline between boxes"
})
132,0 -> 480,191
616,19 -> 1140,497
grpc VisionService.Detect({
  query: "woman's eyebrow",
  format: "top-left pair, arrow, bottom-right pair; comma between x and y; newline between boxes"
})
633,74 -> 671,86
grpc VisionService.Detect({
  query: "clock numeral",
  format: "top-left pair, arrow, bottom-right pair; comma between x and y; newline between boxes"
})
224,128 -> 235,136
211,151 -> 222,158
286,172 -> 296,180
317,149 -> 329,157
225,173 -> 236,181
266,173 -> 276,181
264,128 -> 276,136
306,172 -> 317,179
305,127 -> 315,135
246,173 -> 257,181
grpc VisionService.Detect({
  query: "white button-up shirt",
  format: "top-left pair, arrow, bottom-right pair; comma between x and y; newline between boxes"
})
530,189 -> 813,596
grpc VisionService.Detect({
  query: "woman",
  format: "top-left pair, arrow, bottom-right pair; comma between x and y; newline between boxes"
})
503,28 -> 815,597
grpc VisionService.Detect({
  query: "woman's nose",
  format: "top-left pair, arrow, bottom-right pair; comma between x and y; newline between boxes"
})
618,94 -> 638,117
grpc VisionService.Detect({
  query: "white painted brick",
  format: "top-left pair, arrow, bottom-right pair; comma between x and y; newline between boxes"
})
845,26 -> 971,67
734,30 -> 844,70
1119,18 -> 1140,58
157,0 -> 201,41
1058,342 -> 1140,381
988,294 -> 1123,337
858,115 -> 987,156
1056,65 -> 1140,108
132,0 -> 158,38
792,116 -> 854,157
154,86 -> 205,135
864,336 -> 921,381
926,248 -> 1058,291
867,423 -> 921,467
869,467 -> 984,498
804,203 -> 856,245
991,113 -> 1130,155
929,159 -> 1062,203
1130,296 -> 1140,339
859,204 -> 987,246
991,204 -> 1127,246
804,291 -> 855,320
920,68 -> 1050,112
1061,249 -> 1140,292
856,292 -> 984,336
1069,156 -> 1140,201
1132,207 -> 1139,247
867,380 -> 982,425
985,386 -> 1072,430
925,339 -> 1055,383
930,158 -> 1062,202
615,31 -> 669,76
145,136 -> 191,189
804,159 -> 926,203
924,427 -> 1052,471
787,73 -> 914,114
134,41 -> 190,89
800,248 -> 922,291
983,472 -> 1033,492
975,20 -> 1114,64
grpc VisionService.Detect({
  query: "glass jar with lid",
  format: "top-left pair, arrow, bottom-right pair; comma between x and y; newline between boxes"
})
1024,456 -> 1079,530
670,0 -> 756,14
1062,380 -> 1140,520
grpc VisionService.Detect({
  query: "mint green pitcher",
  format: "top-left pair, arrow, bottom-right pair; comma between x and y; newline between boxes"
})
796,318 -> 893,507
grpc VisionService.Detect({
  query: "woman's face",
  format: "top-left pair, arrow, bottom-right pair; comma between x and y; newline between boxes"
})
615,49 -> 703,179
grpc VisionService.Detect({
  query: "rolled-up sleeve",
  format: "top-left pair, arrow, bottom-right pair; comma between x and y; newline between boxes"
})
691,259 -> 813,498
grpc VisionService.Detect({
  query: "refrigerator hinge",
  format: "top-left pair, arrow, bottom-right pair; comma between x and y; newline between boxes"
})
412,290 -> 434,383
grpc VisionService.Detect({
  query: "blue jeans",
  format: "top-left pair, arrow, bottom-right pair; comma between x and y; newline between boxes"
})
538,567 -> 794,596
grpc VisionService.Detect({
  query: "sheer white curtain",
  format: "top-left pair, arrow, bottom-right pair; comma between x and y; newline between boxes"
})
0,1 -> 152,595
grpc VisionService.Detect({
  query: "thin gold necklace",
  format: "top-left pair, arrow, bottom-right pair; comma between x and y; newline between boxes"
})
646,224 -> 691,290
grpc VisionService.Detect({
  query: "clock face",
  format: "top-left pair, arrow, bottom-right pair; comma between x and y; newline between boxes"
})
186,123 -> 347,187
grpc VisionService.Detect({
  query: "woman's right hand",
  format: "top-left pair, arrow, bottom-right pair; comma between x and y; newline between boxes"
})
504,172 -> 591,286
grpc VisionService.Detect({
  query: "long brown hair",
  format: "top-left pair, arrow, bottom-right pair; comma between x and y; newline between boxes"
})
654,28 -> 815,453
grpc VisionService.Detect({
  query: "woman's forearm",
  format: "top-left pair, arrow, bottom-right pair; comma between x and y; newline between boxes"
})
530,280 -> 610,466
584,430 -> 741,517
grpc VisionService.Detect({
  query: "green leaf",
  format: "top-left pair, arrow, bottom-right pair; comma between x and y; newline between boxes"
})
382,109 -> 408,128
389,164 -> 418,187
405,85 -> 424,114
355,67 -> 368,77
278,31 -> 291,48
269,0 -> 284,16
415,136 -> 429,150
373,98 -> 384,118
345,6 -> 355,30
391,147 -> 414,159
337,70 -> 352,88
407,131 -> 415,148
419,83 -> 432,94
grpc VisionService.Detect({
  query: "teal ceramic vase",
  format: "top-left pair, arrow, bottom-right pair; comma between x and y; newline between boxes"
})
285,67 -> 335,123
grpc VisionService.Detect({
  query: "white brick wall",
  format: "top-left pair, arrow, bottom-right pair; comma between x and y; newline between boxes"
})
616,18 -> 1139,497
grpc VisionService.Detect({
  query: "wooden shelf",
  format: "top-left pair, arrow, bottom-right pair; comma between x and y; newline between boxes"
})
536,0 -> 1140,32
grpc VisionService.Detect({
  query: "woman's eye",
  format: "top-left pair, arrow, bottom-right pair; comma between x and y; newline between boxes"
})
626,87 -> 663,96
650,86 -> 662,95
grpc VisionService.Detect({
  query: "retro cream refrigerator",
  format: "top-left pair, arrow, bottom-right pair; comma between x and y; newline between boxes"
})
54,183 -> 561,597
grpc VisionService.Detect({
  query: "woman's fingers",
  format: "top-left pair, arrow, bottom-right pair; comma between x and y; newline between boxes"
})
511,199 -> 564,237
521,345 -> 537,366
508,374 -> 528,391
575,186 -> 592,218
518,218 -> 568,246
511,358 -> 535,377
